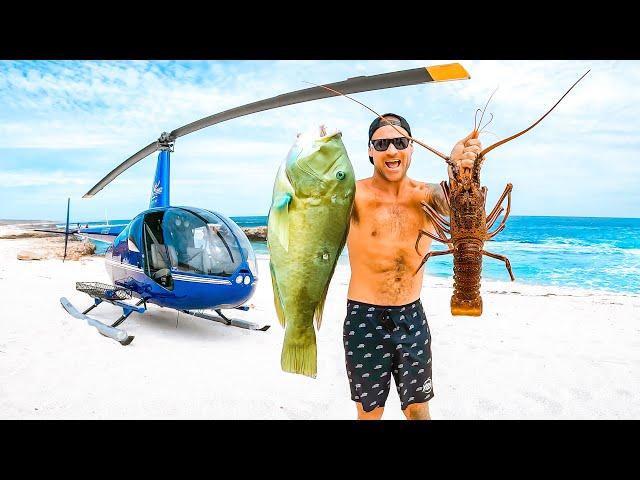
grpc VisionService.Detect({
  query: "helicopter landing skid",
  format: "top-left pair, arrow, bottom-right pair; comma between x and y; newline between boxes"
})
60,297 -> 135,346
182,309 -> 270,331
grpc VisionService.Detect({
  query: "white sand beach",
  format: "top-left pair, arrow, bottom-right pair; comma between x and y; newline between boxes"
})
1,225 -> 639,420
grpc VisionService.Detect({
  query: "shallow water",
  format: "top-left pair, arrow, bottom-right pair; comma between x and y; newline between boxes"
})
85,215 -> 639,294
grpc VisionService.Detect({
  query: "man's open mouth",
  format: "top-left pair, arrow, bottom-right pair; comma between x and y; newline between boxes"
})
385,160 -> 401,169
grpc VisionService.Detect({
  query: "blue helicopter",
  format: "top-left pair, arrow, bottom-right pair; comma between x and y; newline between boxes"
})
59,64 -> 469,345
60,143 -> 264,345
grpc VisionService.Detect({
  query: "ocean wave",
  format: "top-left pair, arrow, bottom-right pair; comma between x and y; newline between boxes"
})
601,265 -> 640,276
488,240 -> 635,255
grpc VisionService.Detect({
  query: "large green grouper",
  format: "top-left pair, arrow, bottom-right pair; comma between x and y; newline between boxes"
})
268,126 -> 355,378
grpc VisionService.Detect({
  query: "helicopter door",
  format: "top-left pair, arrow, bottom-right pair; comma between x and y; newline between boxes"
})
142,211 -> 174,290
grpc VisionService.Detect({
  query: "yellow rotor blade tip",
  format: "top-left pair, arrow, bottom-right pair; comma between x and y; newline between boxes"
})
426,63 -> 470,81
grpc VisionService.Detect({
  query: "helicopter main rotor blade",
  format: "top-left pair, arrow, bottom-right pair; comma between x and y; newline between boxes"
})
84,63 -> 470,198
84,141 -> 160,197
170,64 -> 470,140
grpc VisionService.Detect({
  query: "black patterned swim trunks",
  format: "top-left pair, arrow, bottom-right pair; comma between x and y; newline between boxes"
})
343,298 -> 433,412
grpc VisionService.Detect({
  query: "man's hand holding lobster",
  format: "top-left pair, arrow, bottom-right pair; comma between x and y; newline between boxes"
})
448,132 -> 482,185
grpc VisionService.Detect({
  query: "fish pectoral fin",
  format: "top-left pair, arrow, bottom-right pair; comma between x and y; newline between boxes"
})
271,193 -> 292,252
269,261 -> 287,328
274,192 -> 292,210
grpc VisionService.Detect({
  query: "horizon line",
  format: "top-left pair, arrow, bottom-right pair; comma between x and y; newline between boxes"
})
3,213 -> 640,224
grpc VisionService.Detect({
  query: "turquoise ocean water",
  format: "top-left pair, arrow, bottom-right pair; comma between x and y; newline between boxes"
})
78,215 -> 639,294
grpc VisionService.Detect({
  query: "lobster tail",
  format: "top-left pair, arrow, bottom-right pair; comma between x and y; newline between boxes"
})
451,240 -> 483,316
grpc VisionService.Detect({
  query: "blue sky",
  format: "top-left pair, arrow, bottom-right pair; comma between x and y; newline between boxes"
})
0,60 -> 638,222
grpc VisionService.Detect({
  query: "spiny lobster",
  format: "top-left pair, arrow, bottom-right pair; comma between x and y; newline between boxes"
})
414,71 -> 589,315
315,70 -> 589,316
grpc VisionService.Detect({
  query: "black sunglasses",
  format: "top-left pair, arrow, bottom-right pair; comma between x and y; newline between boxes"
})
370,137 -> 411,152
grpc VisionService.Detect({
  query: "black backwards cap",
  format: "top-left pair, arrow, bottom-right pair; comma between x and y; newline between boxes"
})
368,113 -> 412,164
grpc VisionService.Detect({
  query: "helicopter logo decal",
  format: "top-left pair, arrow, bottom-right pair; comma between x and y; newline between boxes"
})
151,181 -> 163,202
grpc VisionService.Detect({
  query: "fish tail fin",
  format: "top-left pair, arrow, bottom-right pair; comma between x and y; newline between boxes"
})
269,262 -> 287,328
281,341 -> 317,379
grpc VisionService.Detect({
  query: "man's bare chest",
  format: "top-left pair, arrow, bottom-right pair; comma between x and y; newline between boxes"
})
357,199 -> 425,238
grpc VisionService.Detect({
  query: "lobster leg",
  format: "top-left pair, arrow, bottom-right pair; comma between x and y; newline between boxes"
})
422,219 -> 450,246
415,228 -> 450,249
440,180 -> 451,210
430,222 -> 450,247
486,184 -> 512,239
420,201 -> 450,233
486,183 -> 513,230
487,207 -> 504,230
420,203 -> 451,250
415,248 -> 453,275
416,203 -> 451,256
482,250 -> 515,281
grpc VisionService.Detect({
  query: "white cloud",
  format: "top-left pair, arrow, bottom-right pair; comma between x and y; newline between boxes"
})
0,171 -> 92,187
1,60 -> 639,219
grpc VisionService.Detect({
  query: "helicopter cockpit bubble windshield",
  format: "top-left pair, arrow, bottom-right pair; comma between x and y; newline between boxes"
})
163,207 -> 257,278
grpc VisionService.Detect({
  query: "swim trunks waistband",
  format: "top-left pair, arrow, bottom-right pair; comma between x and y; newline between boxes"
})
346,298 -> 422,311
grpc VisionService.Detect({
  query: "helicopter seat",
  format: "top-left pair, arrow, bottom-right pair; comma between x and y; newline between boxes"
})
186,247 -> 204,273
150,244 -> 170,270
167,245 -> 178,267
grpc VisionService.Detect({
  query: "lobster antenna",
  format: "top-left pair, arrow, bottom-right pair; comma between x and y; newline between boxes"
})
478,70 -> 590,157
475,86 -> 498,136
473,108 -> 482,132
304,81 -> 450,161
478,113 -> 494,134
480,130 -> 499,139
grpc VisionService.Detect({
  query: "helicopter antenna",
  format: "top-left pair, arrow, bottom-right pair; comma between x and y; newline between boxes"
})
63,197 -> 70,262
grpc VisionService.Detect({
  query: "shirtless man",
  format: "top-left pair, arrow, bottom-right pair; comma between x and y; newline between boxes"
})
344,113 -> 480,420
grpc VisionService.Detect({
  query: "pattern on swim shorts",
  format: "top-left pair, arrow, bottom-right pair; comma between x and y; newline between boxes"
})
343,299 -> 433,412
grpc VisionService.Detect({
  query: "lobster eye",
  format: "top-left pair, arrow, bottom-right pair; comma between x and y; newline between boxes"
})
336,171 -> 345,180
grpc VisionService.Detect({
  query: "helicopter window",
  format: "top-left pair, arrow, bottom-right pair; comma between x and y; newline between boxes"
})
191,207 -> 258,278
163,208 -> 242,277
127,215 -> 143,253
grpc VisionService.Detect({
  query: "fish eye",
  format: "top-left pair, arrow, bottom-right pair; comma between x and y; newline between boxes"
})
336,171 -> 345,180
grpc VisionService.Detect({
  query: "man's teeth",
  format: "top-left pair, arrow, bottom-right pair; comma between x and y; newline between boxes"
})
385,161 -> 401,168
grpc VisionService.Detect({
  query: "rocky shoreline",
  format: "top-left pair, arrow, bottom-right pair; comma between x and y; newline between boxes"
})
241,226 -> 267,241
1,220 -> 268,243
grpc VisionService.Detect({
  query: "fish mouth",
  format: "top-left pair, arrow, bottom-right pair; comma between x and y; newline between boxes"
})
385,160 -> 401,170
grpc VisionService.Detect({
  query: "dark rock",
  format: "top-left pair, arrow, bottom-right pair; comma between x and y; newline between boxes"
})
242,227 -> 267,241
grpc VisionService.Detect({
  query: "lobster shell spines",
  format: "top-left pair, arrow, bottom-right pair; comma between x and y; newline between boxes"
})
451,238 -> 484,316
